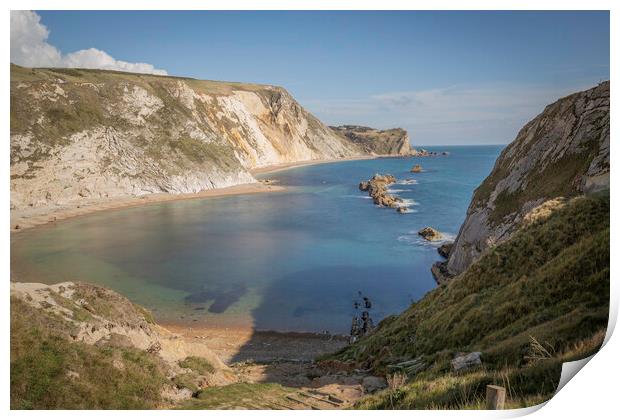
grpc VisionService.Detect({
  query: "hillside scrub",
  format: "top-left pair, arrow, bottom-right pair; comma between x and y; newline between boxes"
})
328,192 -> 609,409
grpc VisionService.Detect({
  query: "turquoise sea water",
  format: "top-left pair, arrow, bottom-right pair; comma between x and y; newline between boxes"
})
11,145 -> 502,333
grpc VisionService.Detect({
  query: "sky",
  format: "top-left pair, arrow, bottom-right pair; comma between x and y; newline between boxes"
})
11,10 -> 610,145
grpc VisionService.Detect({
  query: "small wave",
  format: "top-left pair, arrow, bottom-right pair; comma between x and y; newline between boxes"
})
399,199 -> 419,207
343,195 -> 372,199
398,231 -> 456,246
387,188 -> 406,193
396,208 -> 417,214
396,179 -> 418,185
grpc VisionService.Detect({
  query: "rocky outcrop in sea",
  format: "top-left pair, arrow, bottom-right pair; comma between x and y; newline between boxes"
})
410,148 -> 449,157
359,174 -> 409,213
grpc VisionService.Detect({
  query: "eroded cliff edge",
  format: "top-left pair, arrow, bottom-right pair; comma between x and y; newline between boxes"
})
11,65 -> 407,211
435,81 -> 609,283
330,125 -> 411,156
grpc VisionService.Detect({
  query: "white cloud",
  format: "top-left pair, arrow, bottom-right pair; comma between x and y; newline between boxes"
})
304,83 -> 593,145
10,11 -> 167,75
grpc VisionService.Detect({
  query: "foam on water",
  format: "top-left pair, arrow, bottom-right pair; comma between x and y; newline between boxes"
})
397,231 -> 456,247
399,198 -> 419,207
344,194 -> 373,199
396,179 -> 418,185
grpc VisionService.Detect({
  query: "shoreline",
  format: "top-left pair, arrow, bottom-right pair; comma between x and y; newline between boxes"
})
9,155 -> 395,362
11,155 -> 391,234
10,182 -> 285,234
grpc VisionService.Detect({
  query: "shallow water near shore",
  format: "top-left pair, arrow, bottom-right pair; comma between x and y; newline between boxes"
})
11,145 -> 502,334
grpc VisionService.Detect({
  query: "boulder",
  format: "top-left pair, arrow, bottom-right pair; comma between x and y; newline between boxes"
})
418,227 -> 442,241
397,206 -> 409,214
361,376 -> 387,393
410,164 -> 423,173
359,181 -> 370,191
451,352 -> 482,373
437,242 -> 454,258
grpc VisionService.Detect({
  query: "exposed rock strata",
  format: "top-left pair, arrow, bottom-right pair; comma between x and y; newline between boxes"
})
10,65 -> 383,211
441,81 -> 610,281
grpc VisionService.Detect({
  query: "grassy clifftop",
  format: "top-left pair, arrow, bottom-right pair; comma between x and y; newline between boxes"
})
328,192 -> 609,408
330,125 -> 411,156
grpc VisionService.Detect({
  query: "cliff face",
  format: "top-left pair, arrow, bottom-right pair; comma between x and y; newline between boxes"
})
443,81 -> 609,279
10,65 -> 366,210
330,125 -> 411,156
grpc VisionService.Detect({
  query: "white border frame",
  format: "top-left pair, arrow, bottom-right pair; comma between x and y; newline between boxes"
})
2,2 -> 617,420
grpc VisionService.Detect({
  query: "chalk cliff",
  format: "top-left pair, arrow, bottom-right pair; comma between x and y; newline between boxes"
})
10,65 -> 372,210
436,81 -> 610,283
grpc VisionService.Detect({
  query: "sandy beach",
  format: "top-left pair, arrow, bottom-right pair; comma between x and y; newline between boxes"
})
10,182 -> 286,233
10,155 -> 390,234
161,323 -> 349,364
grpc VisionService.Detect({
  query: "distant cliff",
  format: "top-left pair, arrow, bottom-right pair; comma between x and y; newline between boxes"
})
330,125 -> 411,156
10,65 -> 376,210
437,81 -> 609,282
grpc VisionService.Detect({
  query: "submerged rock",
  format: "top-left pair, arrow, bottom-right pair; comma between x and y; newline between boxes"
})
418,227 -> 442,241
410,164 -> 423,173
397,206 -> 409,214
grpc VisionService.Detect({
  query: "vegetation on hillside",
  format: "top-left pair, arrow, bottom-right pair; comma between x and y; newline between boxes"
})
10,298 -> 170,409
178,383 -> 296,409
327,192 -> 609,409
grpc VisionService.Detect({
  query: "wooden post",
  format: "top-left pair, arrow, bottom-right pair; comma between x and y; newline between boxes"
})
486,385 -> 506,410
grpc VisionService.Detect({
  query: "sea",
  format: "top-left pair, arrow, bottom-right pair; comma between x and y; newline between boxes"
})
11,145 -> 503,334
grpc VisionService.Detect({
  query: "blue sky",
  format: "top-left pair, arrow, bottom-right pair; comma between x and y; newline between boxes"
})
17,11 -> 610,145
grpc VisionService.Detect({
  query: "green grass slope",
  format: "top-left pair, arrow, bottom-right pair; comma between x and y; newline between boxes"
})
10,298 -> 170,409
328,192 -> 609,409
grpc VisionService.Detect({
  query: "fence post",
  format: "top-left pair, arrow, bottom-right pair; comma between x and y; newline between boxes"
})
486,385 -> 506,410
